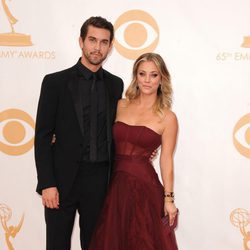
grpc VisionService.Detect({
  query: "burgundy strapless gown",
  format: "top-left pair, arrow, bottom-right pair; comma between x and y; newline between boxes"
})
89,121 -> 178,250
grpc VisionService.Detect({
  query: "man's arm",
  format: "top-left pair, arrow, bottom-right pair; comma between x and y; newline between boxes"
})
34,75 -> 59,207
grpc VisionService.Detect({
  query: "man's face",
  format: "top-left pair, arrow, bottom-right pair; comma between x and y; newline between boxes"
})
79,25 -> 112,69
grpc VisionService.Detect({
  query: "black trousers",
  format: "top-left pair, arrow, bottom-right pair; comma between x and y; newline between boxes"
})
45,161 -> 109,250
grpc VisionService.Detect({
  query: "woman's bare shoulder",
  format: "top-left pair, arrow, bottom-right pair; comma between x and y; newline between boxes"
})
117,98 -> 129,108
162,109 -> 178,127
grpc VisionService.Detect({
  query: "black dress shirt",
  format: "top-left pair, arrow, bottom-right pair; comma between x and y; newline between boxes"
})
76,59 -> 108,162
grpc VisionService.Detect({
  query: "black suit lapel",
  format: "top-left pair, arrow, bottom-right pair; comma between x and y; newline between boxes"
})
68,70 -> 84,136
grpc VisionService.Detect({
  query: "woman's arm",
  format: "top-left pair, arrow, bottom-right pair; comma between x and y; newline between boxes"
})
160,111 -> 178,225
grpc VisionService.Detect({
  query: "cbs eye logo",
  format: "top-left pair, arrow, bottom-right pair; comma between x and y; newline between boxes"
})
233,113 -> 250,159
114,10 -> 159,60
0,109 -> 35,156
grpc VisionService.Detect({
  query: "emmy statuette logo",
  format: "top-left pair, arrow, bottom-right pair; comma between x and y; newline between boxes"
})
230,208 -> 250,250
0,0 -> 32,46
241,36 -> 250,48
216,34 -> 250,61
0,203 -> 24,250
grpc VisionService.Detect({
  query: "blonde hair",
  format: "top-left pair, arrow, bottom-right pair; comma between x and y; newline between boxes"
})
125,52 -> 173,117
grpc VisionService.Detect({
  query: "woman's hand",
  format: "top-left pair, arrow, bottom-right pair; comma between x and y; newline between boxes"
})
164,201 -> 178,226
149,149 -> 158,162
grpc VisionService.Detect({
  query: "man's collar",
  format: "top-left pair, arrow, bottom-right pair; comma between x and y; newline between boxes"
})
76,58 -> 104,80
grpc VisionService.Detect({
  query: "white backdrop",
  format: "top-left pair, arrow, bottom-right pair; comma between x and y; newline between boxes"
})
0,0 -> 249,249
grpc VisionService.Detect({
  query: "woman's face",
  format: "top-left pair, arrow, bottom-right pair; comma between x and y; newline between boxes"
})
136,61 -> 161,95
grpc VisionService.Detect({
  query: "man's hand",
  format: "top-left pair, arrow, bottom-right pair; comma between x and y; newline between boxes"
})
42,187 -> 59,209
149,149 -> 158,162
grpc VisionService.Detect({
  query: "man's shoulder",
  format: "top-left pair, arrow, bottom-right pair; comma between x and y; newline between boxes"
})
41,65 -> 77,90
45,65 -> 76,80
103,69 -> 123,83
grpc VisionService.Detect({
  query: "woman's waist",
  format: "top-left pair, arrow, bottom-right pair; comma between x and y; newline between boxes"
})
114,154 -> 162,187
115,154 -> 150,162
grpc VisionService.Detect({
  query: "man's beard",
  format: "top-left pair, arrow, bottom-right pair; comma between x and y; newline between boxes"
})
85,51 -> 107,66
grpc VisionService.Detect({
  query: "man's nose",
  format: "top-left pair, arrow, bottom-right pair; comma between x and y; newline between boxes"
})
94,42 -> 101,51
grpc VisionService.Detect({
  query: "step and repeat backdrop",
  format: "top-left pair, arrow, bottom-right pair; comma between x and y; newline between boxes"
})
0,0 -> 249,249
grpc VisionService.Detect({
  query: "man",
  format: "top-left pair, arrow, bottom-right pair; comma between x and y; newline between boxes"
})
34,16 -> 124,250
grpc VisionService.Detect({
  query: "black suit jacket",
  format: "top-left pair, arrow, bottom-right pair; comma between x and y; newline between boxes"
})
34,62 -> 124,200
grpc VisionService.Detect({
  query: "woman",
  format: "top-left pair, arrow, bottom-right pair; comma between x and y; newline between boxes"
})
90,53 -> 179,250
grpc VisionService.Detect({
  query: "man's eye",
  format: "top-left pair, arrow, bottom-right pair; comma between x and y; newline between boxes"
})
102,41 -> 109,45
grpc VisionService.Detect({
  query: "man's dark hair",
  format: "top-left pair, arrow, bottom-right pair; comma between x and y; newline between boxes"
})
80,16 -> 114,43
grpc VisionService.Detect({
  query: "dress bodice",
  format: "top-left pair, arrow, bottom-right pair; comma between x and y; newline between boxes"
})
113,121 -> 161,159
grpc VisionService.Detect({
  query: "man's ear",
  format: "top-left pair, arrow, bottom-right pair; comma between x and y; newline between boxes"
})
79,37 -> 83,49
108,42 -> 113,52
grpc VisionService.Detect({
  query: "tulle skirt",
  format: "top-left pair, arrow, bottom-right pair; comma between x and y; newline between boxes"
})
89,156 -> 178,250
